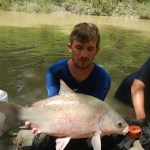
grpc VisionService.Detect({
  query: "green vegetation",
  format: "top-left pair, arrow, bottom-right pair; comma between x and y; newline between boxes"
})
0,0 -> 150,19
7,131 -> 17,137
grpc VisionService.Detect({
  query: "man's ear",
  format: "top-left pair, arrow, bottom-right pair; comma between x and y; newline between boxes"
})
68,43 -> 72,53
96,47 -> 100,54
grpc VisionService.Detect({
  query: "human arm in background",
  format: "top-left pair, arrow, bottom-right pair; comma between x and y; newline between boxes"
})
131,57 -> 150,121
131,79 -> 146,121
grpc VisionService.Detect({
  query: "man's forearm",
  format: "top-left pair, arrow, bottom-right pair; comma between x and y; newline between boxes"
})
131,79 -> 146,120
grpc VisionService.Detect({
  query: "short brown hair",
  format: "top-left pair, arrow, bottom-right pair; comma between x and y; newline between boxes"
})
70,22 -> 100,48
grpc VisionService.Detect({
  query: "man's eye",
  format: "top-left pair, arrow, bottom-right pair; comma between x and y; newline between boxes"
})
88,48 -> 94,51
76,47 -> 82,50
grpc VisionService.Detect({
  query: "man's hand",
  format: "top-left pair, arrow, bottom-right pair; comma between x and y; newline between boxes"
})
25,121 -> 42,134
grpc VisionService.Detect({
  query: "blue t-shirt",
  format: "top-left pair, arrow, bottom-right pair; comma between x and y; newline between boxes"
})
46,59 -> 111,100
115,57 -> 150,107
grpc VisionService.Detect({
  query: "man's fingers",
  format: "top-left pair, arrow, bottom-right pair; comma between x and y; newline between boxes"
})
24,122 -> 42,134
31,128 -> 42,134
25,121 -> 31,126
32,128 -> 38,134
37,130 -> 42,134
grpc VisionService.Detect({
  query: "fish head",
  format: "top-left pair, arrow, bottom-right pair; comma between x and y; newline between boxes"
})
99,110 -> 129,136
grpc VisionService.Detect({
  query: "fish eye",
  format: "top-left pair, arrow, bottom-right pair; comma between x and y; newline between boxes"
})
118,121 -> 123,127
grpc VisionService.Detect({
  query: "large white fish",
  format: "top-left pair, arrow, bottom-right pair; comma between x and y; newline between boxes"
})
0,80 -> 128,150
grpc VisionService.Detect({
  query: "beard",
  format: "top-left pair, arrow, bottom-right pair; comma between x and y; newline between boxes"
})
73,58 -> 92,70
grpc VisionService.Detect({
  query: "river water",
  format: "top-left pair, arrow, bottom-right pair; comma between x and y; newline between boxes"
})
0,11 -> 150,117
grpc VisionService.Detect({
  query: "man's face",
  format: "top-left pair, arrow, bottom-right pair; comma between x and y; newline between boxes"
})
68,40 -> 100,69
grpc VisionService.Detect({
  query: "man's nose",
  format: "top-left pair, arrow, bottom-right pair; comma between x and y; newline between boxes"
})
81,50 -> 88,57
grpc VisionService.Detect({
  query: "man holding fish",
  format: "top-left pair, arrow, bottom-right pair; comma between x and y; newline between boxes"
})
23,23 -> 128,149
0,22 -> 128,150
26,22 -> 111,132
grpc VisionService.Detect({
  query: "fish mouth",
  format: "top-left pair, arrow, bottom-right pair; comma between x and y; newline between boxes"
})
122,125 -> 129,135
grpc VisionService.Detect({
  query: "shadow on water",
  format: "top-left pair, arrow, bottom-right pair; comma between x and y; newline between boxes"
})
0,11 -> 150,117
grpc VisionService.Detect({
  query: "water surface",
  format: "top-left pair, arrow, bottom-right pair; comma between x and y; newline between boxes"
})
0,11 -> 150,117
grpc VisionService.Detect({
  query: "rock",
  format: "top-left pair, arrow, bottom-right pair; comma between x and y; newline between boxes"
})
129,140 -> 144,150
12,130 -> 34,149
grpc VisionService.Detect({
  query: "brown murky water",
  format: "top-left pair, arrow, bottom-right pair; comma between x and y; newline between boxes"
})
0,10 -> 150,118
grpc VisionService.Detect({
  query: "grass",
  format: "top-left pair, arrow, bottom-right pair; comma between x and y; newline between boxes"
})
0,0 -> 150,19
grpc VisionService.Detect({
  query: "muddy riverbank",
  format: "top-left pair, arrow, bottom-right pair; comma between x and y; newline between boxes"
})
0,129 -> 145,150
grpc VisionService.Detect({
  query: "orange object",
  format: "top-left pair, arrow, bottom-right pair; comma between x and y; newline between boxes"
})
127,125 -> 141,138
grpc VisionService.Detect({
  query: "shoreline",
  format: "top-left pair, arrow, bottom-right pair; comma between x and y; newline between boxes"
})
0,0 -> 149,19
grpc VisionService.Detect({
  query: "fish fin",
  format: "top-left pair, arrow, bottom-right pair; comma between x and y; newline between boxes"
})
86,137 -> 92,148
59,80 -> 74,95
56,137 -> 71,150
91,131 -> 101,150
0,102 -> 22,133
19,125 -> 31,130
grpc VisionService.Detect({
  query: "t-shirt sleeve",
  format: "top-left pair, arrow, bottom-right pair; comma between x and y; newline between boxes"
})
135,58 -> 150,87
46,68 -> 60,98
92,73 -> 111,100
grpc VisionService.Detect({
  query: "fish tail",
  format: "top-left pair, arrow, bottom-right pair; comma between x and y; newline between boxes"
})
0,101 -> 22,136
